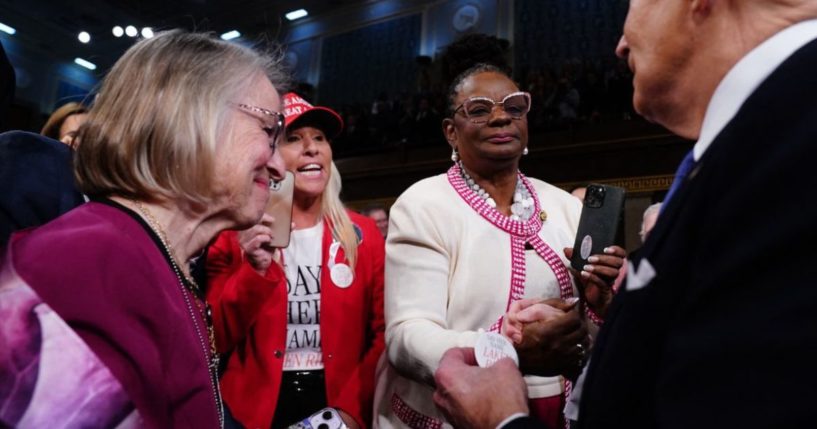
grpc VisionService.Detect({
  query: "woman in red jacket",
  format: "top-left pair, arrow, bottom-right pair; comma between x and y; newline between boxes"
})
207,93 -> 385,429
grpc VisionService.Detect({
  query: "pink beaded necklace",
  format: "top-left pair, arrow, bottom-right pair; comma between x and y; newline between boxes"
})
447,163 -> 574,332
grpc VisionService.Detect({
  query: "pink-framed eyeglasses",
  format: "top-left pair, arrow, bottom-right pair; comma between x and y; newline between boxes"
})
453,91 -> 532,124
233,103 -> 285,153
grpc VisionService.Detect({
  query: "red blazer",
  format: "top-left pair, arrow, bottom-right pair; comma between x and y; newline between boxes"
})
206,211 -> 385,429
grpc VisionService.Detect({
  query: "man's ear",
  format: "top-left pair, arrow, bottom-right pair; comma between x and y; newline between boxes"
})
442,117 -> 457,149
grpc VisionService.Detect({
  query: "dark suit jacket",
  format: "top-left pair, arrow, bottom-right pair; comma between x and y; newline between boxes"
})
504,416 -> 547,429
0,131 -> 84,247
577,39 -> 817,428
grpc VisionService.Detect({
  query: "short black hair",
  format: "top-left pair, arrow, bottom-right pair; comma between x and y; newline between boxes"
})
440,33 -> 511,87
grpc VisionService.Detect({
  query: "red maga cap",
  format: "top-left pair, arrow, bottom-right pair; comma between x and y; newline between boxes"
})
282,93 -> 344,139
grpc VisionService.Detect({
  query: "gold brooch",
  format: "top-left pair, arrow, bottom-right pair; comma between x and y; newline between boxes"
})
539,210 -> 547,221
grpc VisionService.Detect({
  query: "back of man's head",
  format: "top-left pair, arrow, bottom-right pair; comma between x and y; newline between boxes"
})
616,0 -> 817,139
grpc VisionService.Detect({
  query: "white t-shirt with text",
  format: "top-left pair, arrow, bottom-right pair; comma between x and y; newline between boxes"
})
281,222 -> 324,371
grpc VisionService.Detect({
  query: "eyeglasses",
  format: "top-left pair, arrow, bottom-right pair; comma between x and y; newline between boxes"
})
453,91 -> 531,124
233,103 -> 285,153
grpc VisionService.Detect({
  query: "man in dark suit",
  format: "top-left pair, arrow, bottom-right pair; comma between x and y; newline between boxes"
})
0,131 -> 84,247
433,1 -> 817,428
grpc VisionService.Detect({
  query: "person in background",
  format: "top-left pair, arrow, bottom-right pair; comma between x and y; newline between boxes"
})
413,96 -> 442,143
40,101 -> 89,148
0,30 -> 288,428
360,203 -> 389,239
373,63 -> 624,429
638,202 -> 661,244
624,202 -> 664,263
434,0 -> 817,428
0,131 -> 84,247
568,184 -> 588,202
206,93 -> 385,429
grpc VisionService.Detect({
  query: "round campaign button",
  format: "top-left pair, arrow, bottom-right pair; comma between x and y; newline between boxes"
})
580,234 -> 593,260
474,332 -> 519,368
330,263 -> 354,288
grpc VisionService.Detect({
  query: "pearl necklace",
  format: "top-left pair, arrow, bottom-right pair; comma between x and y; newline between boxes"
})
458,161 -> 535,221
131,200 -> 224,427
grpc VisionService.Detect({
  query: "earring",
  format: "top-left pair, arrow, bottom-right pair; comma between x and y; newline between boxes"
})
451,148 -> 459,162
522,147 -> 529,156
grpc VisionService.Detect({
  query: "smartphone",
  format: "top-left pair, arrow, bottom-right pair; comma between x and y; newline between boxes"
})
570,184 -> 626,271
286,407 -> 349,429
265,171 -> 295,249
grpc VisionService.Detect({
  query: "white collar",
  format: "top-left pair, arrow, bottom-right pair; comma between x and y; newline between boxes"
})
693,19 -> 817,161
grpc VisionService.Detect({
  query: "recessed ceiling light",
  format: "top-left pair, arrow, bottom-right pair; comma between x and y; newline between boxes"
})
141,27 -> 154,38
0,22 -> 16,35
125,25 -> 138,37
78,31 -> 91,44
112,26 -> 124,37
285,9 -> 308,21
220,30 -> 240,41
75,58 -> 97,70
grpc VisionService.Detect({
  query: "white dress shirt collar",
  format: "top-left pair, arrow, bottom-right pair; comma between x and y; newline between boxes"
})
694,19 -> 817,161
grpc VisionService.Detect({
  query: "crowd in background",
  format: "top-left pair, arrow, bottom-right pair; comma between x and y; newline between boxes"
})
300,57 -> 635,158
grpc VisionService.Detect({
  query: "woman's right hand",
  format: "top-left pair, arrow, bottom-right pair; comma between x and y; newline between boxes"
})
237,214 -> 278,276
512,298 -> 588,380
501,298 -> 568,344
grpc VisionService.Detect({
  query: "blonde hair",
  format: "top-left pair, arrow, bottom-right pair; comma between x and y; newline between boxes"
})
322,162 -> 358,269
41,102 -> 88,140
75,30 -> 288,206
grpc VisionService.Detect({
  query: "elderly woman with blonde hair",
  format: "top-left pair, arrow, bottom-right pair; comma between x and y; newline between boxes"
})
0,31 -> 288,428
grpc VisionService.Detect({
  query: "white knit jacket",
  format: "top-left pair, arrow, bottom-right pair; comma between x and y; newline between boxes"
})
373,172 -> 582,429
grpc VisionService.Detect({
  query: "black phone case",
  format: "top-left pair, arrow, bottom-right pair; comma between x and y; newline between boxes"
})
570,184 -> 626,271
